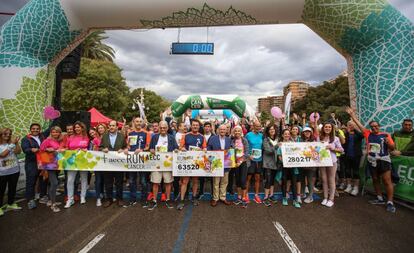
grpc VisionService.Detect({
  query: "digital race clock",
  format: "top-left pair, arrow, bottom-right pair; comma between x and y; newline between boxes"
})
171,42 -> 214,55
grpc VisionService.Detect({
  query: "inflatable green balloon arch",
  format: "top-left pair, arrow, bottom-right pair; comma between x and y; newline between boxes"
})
171,95 -> 256,119
1,0 -> 413,135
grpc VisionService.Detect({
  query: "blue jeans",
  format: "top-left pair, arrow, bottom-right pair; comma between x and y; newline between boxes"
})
129,172 -> 149,201
95,172 -> 105,199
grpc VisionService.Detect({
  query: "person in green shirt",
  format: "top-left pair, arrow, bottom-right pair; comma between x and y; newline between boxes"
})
391,119 -> 414,157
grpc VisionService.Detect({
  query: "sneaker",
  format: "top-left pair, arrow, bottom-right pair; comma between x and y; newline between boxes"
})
241,200 -> 248,208
64,199 -> 74,209
313,187 -> 320,193
7,203 -> 22,210
51,204 -> 61,213
234,198 -> 243,206
123,201 -> 137,208
350,187 -> 359,196
141,201 -> 149,208
28,200 -> 37,210
304,186 -> 310,194
35,193 -> 40,200
39,196 -> 49,204
174,193 -> 181,202
263,198 -> 272,207
165,200 -> 174,209
296,196 -> 302,204
304,197 -> 314,204
344,184 -> 352,193
148,200 -> 157,211
80,197 -> 86,204
161,193 -> 167,202
270,195 -> 278,203
0,208 -> 4,216
321,199 -> 328,206
177,201 -> 185,210
368,199 -> 386,205
96,198 -> 102,207
244,195 -> 250,204
338,182 -> 346,190
334,190 -> 339,197
198,194 -> 205,200
254,195 -> 262,204
325,200 -> 334,208
282,198 -> 288,206
192,198 -> 199,206
47,200 -> 52,207
386,202 -> 396,213
293,200 -> 301,208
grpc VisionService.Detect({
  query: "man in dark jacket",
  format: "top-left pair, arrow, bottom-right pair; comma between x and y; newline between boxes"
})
21,123 -> 50,209
392,119 -> 414,157
207,124 -> 232,207
100,120 -> 128,207
147,121 -> 178,210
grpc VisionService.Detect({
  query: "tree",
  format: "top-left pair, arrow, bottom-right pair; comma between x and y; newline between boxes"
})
259,111 -> 272,126
62,58 -> 130,120
125,89 -> 172,123
293,75 -> 350,124
82,30 -> 115,62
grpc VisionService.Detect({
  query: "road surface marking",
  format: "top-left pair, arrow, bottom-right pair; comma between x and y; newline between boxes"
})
272,221 -> 301,253
172,204 -> 194,253
78,234 -> 105,253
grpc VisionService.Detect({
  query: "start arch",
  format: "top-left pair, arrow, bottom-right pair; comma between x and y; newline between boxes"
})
0,0 -> 413,134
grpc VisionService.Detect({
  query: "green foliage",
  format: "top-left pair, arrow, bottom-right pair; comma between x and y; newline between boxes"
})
293,75 -> 350,124
82,30 -> 115,62
125,89 -> 171,123
62,58 -> 130,120
259,111 -> 271,125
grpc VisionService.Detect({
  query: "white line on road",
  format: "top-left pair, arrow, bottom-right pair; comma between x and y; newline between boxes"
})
272,221 -> 301,253
78,234 -> 105,253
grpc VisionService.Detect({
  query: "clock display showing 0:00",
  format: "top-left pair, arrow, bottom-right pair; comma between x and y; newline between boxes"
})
171,43 -> 214,55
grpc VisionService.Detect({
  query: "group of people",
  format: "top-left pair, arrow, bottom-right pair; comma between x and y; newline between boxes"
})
0,107 -> 413,216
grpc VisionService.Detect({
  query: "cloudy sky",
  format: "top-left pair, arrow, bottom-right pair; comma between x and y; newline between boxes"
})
1,0 -> 414,108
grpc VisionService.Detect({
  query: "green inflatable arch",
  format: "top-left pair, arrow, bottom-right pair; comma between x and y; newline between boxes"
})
0,0 -> 413,135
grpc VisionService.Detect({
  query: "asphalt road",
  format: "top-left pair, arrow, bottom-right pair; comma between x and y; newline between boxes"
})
0,192 -> 413,253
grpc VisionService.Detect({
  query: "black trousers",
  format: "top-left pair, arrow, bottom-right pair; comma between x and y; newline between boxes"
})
104,172 -> 124,200
0,172 -> 20,206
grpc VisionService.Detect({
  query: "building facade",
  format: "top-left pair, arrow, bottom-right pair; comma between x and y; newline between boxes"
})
257,95 -> 284,113
283,81 -> 310,106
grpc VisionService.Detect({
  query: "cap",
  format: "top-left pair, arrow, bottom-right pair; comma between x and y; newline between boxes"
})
303,127 -> 313,132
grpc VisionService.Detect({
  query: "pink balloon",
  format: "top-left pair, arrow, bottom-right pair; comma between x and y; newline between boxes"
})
271,107 -> 283,119
309,112 -> 320,122
43,106 -> 61,120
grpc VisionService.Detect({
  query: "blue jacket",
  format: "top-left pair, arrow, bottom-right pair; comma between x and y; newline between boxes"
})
149,134 -> 178,152
207,135 -> 232,151
21,128 -> 50,163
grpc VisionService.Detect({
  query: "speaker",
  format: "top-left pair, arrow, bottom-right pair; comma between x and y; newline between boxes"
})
53,111 -> 91,131
60,45 -> 82,79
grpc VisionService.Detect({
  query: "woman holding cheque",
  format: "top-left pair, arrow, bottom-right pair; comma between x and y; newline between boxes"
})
39,126 -> 64,212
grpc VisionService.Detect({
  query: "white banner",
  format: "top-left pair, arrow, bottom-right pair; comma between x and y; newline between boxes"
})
281,142 -> 333,168
173,151 -> 224,177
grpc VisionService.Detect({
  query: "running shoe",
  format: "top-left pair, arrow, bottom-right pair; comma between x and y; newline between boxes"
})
344,184 -> 352,193
386,202 -> 396,213
39,196 -> 49,204
192,198 -> 199,206
147,192 -> 154,201
368,199 -> 386,205
28,200 -> 37,210
263,198 -> 272,207
80,197 -> 86,204
296,196 -> 302,204
177,201 -> 185,210
350,187 -> 359,196
198,194 -> 205,200
148,200 -> 157,211
254,195 -> 262,204
293,200 -> 301,208
304,197 -> 314,204
338,182 -> 346,190
7,203 -> 22,210
304,186 -> 309,194
244,195 -> 250,204
282,198 -> 288,206
241,200 -> 248,208
96,198 -> 102,207
161,193 -> 167,202
233,198 -> 243,206
321,199 -> 328,206
123,201 -> 137,208
165,200 -> 174,209
325,200 -> 334,208
270,195 -> 278,203
64,199 -> 74,209
313,186 -> 320,193
141,200 -> 149,208
51,204 -> 61,213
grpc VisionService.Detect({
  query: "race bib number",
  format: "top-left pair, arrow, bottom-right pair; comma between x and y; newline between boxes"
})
129,136 -> 138,146
251,149 -> 262,159
369,143 -> 381,154
189,145 -> 201,151
235,148 -> 244,158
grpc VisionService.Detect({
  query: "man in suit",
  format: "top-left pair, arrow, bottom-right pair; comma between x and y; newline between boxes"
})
208,124 -> 232,207
100,120 -> 128,207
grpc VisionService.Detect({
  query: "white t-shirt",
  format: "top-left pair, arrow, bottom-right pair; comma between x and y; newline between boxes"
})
0,144 -> 20,176
204,133 -> 212,143
175,132 -> 184,147
156,135 -> 169,152
32,136 -> 41,146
